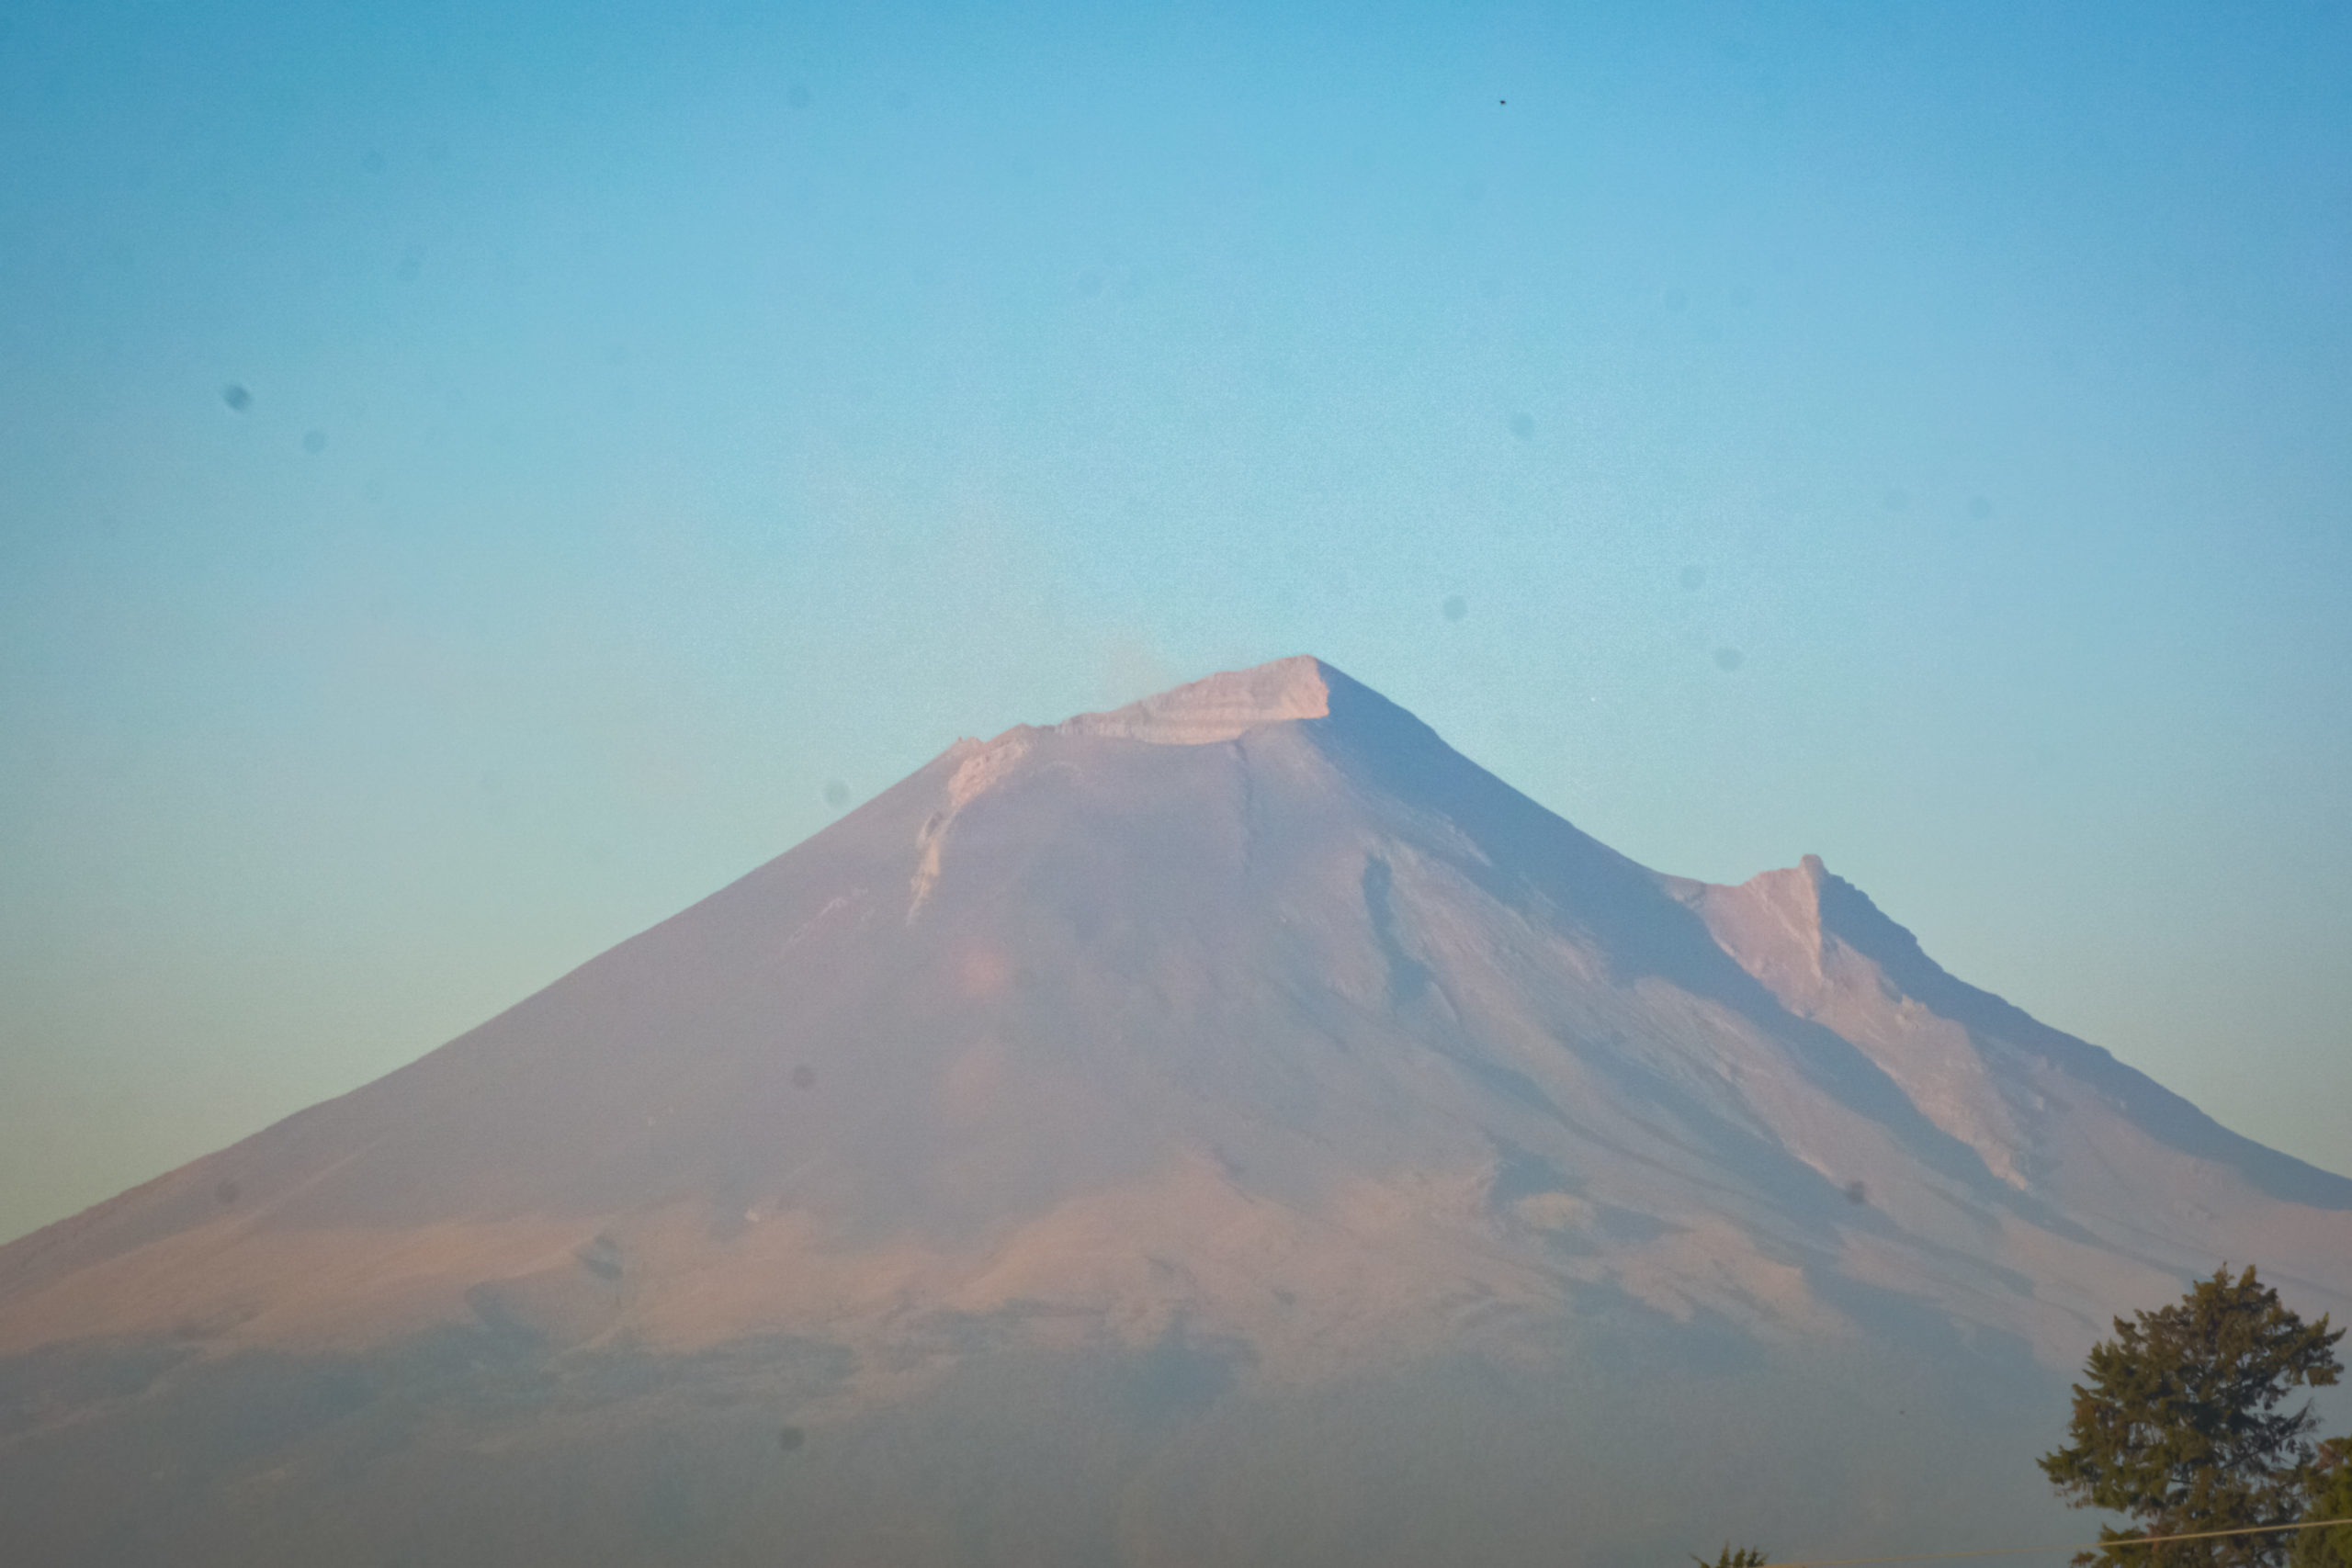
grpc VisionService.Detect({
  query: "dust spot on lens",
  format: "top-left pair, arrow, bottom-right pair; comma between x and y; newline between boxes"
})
215,1180 -> 241,1206
222,384 -> 252,412
792,1065 -> 817,1090
823,780 -> 849,808
1442,594 -> 1467,622
778,1425 -> 806,1452
302,430 -> 328,455
1664,288 -> 1689,311
395,247 -> 424,282
1967,495 -> 1994,520
1679,565 -> 1706,591
787,84 -> 811,109
1713,648 -> 1744,672
1882,488 -> 1908,512
361,150 -> 385,175
1508,412 -> 1534,441
1843,1179 -> 1869,1205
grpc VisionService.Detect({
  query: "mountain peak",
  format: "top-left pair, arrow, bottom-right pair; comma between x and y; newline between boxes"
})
8,656 -> 2352,1566
1701,855 -> 1836,964
1051,655 -> 1354,744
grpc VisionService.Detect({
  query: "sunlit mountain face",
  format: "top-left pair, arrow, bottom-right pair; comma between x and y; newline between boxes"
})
6,659 -> 2347,1568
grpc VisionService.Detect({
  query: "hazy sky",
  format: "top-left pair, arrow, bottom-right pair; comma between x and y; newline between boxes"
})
4,0 -> 2348,1245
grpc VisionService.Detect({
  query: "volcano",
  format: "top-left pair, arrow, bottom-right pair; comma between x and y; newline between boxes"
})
5,657 -> 2347,1567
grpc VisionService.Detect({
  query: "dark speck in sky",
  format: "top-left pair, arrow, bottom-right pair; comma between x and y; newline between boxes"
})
823,780 -> 849,808
1713,648 -> 1745,671
302,430 -> 328,455
1442,594 -> 1467,622
1968,495 -> 1995,519
1509,412 -> 1534,441
222,384 -> 252,412
792,1065 -> 817,1090
778,1425 -> 806,1452
787,85 -> 811,109
361,149 -> 385,175
1883,488 -> 1909,511
1679,565 -> 1706,591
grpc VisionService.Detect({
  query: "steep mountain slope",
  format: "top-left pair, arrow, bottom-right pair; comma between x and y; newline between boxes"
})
1691,856 -> 2352,1316
3,658 -> 2346,1568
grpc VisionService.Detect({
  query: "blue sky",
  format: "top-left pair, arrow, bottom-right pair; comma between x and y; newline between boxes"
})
4,0 -> 2349,1242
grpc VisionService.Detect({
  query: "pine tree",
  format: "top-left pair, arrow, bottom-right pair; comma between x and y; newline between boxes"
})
2040,1266 -> 2343,1568
2291,1439 -> 2352,1568
1694,1547 -> 1770,1568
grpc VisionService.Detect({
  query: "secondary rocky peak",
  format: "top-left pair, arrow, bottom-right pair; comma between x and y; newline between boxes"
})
1747,856 -> 1940,990
1698,854 -> 1957,1000
1054,655 -> 1349,744
1706,855 -> 1833,953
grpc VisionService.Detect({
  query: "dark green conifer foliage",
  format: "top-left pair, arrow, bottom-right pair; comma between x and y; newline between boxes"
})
2292,1440 -> 2352,1568
1695,1547 -> 1770,1568
2040,1267 -> 2343,1568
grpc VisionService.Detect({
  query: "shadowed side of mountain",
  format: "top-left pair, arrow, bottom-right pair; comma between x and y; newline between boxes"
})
1295,674 -> 2044,1203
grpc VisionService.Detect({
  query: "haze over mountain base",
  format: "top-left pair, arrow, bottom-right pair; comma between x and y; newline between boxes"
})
2,1316 -> 2071,1568
5,659 -> 2346,1566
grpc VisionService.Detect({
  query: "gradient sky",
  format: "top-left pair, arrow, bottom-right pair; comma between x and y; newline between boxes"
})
4,0 -> 2349,1245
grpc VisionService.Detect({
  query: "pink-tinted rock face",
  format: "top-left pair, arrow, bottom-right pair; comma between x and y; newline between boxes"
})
4,659 -> 2347,1568
1048,655 -> 1340,743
